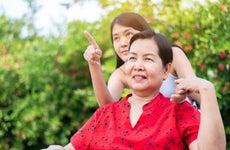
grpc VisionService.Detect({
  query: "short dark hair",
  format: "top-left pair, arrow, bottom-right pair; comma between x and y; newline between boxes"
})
129,29 -> 173,67
110,12 -> 152,68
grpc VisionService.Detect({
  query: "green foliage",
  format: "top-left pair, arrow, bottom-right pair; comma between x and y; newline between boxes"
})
0,0 -> 229,149
0,16 -> 98,149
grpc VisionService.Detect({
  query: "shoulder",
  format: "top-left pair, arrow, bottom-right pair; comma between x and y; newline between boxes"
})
96,94 -> 130,116
110,67 -> 124,77
171,46 -> 187,57
99,94 -> 130,108
174,101 -> 200,119
110,65 -> 125,77
109,65 -> 127,84
114,64 -> 126,75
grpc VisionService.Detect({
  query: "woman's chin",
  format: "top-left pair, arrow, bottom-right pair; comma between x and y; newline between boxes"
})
131,86 -> 147,92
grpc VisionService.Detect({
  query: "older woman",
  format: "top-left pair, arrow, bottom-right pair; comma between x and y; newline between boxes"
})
44,30 -> 225,150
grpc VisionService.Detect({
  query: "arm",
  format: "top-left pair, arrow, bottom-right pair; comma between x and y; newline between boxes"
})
175,77 -> 226,150
171,46 -> 200,103
107,67 -> 126,101
171,46 -> 195,78
84,31 -> 123,106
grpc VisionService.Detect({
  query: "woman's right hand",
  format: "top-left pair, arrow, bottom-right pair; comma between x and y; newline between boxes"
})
83,31 -> 102,65
41,145 -> 65,150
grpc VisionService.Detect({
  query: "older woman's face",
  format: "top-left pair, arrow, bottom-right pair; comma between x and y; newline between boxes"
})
112,24 -> 140,62
125,38 -> 169,94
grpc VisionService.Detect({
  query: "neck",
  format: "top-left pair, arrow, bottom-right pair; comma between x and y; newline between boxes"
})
129,92 -> 159,106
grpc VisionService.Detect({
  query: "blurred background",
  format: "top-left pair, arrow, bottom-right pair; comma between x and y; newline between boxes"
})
0,0 -> 229,149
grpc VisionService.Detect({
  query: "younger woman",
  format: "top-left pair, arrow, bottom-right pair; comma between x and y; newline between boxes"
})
83,12 -> 196,106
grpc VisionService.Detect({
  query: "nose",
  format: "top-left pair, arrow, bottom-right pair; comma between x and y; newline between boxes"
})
134,60 -> 144,71
120,36 -> 129,47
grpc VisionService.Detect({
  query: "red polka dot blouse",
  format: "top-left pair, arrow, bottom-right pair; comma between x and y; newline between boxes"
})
71,93 -> 200,149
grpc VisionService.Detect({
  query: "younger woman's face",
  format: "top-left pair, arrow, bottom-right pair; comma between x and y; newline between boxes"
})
112,24 -> 140,62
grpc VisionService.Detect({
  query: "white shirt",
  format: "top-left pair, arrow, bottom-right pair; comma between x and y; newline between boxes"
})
160,73 -> 178,97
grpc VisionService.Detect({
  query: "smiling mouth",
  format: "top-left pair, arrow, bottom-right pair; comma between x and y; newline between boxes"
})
133,75 -> 147,80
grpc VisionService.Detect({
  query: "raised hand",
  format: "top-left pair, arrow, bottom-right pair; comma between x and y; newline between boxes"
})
83,31 -> 102,65
171,77 -> 213,104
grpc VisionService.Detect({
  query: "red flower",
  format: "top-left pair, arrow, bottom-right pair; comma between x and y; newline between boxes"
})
218,64 -> 225,71
184,45 -> 193,52
172,32 -> 180,38
222,82 -> 230,94
70,64 -> 75,71
55,56 -> 60,62
201,64 -> 206,70
3,63 -> 7,69
175,41 -> 183,48
50,84 -> 55,89
196,61 -> 201,66
164,22 -> 169,27
72,72 -> 80,77
218,51 -> 227,58
147,16 -> 154,22
192,24 -> 200,29
197,62 -> 207,70
184,32 -> 190,39
221,4 -> 228,13
1,44 -> 8,56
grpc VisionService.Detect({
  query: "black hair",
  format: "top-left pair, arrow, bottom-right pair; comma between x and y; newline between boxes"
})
129,29 -> 173,67
110,12 -> 152,68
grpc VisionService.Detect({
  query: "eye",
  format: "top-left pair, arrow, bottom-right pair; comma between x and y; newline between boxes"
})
145,57 -> 154,62
128,56 -> 136,61
126,32 -> 134,38
113,36 -> 119,42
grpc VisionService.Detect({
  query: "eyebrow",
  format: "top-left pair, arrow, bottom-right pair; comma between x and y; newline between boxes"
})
113,28 -> 133,36
130,52 -> 156,57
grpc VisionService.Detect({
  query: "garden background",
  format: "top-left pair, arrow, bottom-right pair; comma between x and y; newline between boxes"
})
0,0 -> 229,149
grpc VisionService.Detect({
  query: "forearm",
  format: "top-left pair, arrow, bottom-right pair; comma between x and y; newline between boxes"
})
64,143 -> 74,150
88,63 -> 114,106
197,84 -> 226,150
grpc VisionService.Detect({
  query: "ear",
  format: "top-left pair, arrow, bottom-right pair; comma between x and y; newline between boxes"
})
163,63 -> 172,80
